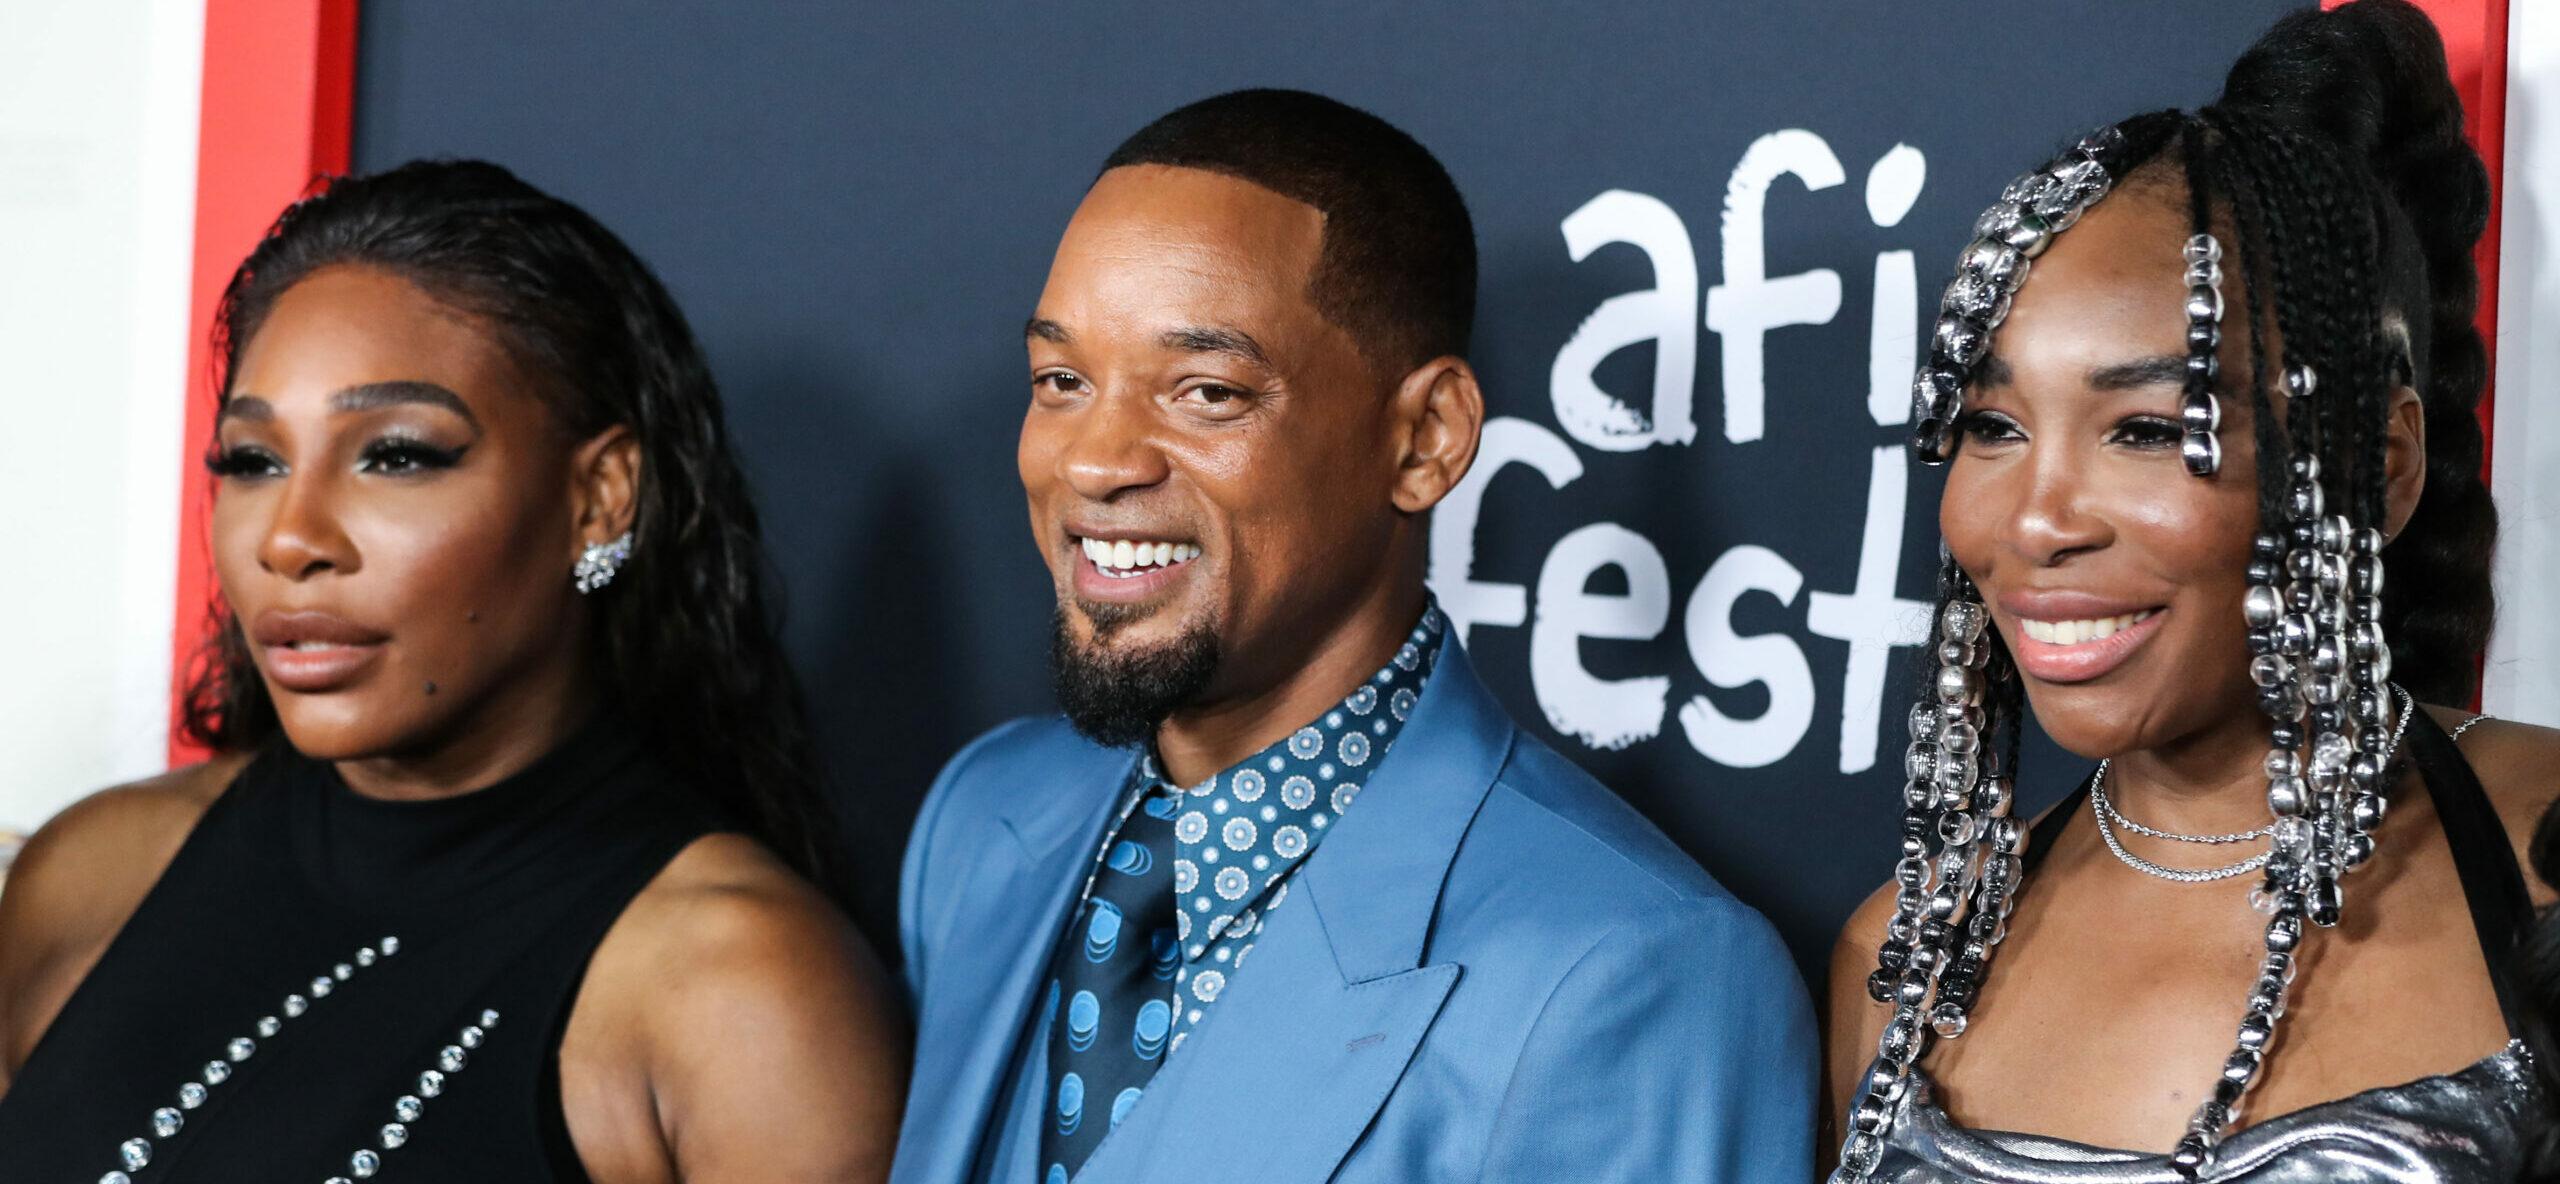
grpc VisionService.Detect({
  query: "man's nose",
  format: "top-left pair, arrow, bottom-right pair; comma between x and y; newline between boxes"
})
1057,390 -> 1173,502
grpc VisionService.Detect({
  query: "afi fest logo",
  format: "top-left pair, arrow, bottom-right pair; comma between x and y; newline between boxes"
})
1432,131 -> 1936,776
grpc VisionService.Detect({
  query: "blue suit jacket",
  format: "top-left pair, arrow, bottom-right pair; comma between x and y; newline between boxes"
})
890,641 -> 1816,1183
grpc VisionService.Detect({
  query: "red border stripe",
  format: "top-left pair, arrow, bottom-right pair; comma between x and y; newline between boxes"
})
168,0 -> 360,764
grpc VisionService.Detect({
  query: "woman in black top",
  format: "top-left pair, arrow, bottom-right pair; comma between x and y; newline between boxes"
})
0,161 -> 904,1182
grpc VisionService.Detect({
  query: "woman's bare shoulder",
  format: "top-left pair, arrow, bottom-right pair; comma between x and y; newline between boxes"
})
569,833 -> 905,1180
605,833 -> 892,988
0,753 -> 252,1078
2426,706 -> 2560,905
4,754 -> 248,933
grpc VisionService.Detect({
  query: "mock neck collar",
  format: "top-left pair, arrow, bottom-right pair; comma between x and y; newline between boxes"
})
281,712 -> 646,917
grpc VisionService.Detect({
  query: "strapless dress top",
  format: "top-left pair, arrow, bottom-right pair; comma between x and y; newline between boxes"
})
1871,1043 -> 2543,1183
1857,707 -> 2552,1184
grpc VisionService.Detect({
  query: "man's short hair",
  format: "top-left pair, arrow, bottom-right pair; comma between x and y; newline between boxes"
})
1103,88 -> 1477,371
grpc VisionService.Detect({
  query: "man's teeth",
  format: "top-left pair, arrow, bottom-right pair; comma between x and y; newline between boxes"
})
2020,609 -> 2157,646
1080,537 -> 1201,575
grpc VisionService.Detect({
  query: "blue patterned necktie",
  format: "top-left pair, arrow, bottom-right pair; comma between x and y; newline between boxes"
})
1040,783 -> 1180,1181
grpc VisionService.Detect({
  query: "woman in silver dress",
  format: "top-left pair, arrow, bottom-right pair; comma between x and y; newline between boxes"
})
1824,2 -> 2560,1180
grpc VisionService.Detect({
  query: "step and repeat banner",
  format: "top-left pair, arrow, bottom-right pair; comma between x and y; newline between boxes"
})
345,0 -> 2312,962
17,0 -> 2553,973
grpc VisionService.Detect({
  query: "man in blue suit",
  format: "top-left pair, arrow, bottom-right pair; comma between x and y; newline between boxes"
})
892,89 -> 1815,1184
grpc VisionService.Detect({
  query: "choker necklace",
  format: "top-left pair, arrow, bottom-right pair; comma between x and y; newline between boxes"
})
2099,785 -> 2274,846
2092,684 -> 2415,884
2092,770 -> 2272,882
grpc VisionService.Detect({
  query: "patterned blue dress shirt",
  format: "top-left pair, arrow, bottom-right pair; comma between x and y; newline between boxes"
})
1036,605 -> 1446,1181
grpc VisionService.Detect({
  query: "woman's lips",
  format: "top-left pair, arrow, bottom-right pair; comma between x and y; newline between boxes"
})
250,609 -> 390,694
261,642 -> 386,693
2006,607 -> 2167,684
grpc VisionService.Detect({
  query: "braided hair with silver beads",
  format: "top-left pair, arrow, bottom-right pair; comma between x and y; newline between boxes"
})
1832,2 -> 2497,1178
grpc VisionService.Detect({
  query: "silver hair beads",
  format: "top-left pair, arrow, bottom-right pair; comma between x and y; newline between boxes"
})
1830,593 -> 2027,1182
2173,404 -> 2399,1177
2181,233 -> 2227,476
1912,125 -> 2126,464
1838,112 -> 2410,1183
1837,124 -> 2133,1181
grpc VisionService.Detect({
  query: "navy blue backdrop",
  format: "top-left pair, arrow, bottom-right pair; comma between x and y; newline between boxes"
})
351,1 -> 2305,977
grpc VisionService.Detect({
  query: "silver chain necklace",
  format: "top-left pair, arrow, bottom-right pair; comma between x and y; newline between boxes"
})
2093,684 -> 2415,884
2098,788 -> 2273,845
2091,779 -> 2271,882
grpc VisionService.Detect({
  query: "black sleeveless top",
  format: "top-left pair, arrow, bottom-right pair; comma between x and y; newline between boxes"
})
0,716 -> 729,1183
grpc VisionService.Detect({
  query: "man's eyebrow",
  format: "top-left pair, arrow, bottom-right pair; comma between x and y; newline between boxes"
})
329,381 -> 483,429
1160,326 -> 1273,370
2087,355 -> 2189,391
1026,318 -> 1070,343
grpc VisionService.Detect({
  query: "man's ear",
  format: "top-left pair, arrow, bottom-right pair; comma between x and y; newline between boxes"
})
571,425 -> 643,547
1387,356 -> 1485,515
2380,382 -> 2427,542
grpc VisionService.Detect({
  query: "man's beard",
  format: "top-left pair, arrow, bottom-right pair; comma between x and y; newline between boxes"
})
1048,600 -> 1220,748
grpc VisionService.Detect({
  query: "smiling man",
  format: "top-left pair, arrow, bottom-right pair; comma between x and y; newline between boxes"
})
890,89 -> 1815,1184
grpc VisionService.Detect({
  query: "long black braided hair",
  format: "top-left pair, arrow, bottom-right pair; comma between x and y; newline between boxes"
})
1852,0 -> 2509,1175
179,160 -> 850,910
1912,0 -> 2492,730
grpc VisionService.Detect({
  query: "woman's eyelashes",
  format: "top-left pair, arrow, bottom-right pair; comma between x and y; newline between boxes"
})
2105,414 -> 2182,450
1954,410 -> 2184,452
355,435 -> 469,476
205,442 -> 284,480
204,435 -> 470,481
1956,410 -> 2024,447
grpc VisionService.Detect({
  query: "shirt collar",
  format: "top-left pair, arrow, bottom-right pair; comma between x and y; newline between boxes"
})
1141,601 -> 1447,962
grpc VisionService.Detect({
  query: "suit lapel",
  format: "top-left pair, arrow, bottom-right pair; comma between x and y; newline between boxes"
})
1071,642 -> 1516,1184
908,738 -> 1138,1184
1070,892 -> 1460,1184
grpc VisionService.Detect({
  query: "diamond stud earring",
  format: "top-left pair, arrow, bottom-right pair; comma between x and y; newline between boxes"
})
572,531 -> 634,595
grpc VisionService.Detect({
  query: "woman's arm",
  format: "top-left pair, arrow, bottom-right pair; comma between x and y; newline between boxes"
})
0,756 -> 239,1097
565,834 -> 908,1184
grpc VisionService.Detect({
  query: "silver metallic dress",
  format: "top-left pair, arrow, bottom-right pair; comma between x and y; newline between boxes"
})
1870,1044 -> 2542,1182
1866,709 -> 2552,1183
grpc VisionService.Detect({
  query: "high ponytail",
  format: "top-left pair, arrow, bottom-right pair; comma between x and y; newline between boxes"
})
1832,9 -> 2520,1175
2215,10 -> 2553,1173
2217,0 -> 2497,707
